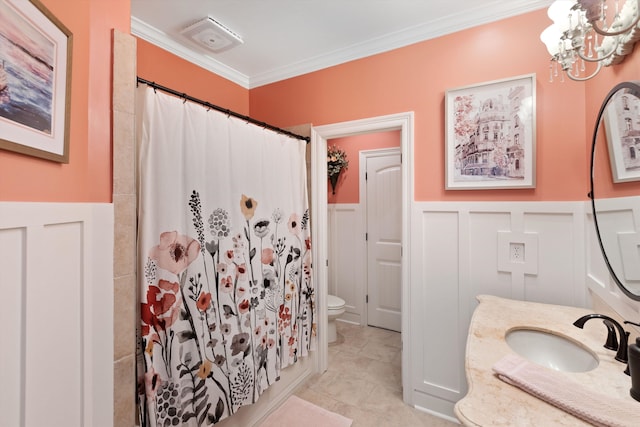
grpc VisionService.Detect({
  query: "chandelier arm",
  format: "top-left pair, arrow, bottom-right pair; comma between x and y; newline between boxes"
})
590,16 -> 640,36
588,0 -> 640,37
565,61 -> 602,81
543,1 -> 640,81
576,36 -> 619,62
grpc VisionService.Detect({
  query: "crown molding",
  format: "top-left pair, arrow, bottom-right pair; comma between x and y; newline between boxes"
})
131,17 -> 250,88
251,1 -> 550,87
132,1 -> 551,89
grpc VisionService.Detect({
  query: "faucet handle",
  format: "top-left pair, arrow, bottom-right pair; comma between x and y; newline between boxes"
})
603,320 -> 619,351
620,331 -> 631,364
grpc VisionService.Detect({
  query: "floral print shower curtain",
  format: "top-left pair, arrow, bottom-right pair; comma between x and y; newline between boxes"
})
136,86 -> 316,426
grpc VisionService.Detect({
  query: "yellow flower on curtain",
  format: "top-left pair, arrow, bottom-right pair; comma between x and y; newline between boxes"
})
240,194 -> 258,220
197,359 -> 212,379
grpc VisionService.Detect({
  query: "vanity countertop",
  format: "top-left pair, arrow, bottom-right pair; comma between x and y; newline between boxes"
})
454,295 -> 637,426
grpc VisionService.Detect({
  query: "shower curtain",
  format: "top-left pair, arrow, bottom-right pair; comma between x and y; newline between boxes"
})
136,85 -> 316,426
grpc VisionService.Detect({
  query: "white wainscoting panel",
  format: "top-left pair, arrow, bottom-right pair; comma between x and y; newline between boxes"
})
0,202 -> 114,427
409,201 -> 587,418
411,208 -> 463,416
329,199 -> 594,419
585,197 -> 640,319
521,209 -> 585,305
327,203 -> 365,324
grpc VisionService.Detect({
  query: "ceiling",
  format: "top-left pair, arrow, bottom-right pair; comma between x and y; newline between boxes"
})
131,0 -> 553,89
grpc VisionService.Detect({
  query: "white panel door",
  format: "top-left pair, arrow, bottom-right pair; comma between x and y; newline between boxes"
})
366,151 -> 402,331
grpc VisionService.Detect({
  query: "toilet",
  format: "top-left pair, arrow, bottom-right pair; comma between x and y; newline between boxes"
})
327,294 -> 346,343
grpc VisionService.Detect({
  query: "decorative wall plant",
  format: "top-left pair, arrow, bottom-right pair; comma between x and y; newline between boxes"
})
327,145 -> 349,194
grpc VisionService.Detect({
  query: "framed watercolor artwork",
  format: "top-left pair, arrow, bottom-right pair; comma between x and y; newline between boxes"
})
0,0 -> 72,163
603,86 -> 640,183
445,74 -> 536,190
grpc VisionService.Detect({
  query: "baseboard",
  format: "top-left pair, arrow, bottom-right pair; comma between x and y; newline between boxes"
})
411,389 -> 457,422
414,404 -> 461,424
336,317 -> 360,326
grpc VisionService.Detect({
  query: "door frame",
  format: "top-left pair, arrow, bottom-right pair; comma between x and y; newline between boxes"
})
311,112 -> 414,404
360,147 -> 402,330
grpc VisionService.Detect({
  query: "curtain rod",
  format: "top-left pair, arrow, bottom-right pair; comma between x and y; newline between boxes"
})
136,77 -> 310,143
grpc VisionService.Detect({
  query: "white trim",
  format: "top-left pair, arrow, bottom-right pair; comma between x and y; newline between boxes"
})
311,112 -> 414,405
132,2 -> 550,88
132,17 -> 250,88
250,1 -> 550,88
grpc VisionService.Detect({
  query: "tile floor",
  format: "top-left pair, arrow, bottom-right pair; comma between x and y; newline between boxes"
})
293,322 -> 459,426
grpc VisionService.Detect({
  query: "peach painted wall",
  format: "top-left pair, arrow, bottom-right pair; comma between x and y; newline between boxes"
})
6,3 -> 637,204
250,9 -> 589,202
0,0 -> 129,202
328,130 -> 400,203
136,39 -> 250,115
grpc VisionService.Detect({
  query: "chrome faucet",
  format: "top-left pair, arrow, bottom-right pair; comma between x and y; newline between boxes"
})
573,314 -> 629,364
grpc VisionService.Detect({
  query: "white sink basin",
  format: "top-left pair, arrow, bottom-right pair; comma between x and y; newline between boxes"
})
505,328 -> 599,373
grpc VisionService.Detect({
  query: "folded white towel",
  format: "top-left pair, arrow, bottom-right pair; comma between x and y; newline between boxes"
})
493,354 -> 639,427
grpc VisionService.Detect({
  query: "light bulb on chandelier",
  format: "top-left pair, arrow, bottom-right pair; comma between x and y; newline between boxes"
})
540,0 -> 640,82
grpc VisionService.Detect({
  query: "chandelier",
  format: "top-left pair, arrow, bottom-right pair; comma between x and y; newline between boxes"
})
540,0 -> 640,81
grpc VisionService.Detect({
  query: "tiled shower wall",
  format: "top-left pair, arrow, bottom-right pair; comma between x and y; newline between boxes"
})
113,30 -> 137,426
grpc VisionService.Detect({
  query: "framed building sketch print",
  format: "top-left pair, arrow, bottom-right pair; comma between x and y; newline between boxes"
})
445,74 -> 536,190
603,86 -> 640,183
0,0 -> 72,163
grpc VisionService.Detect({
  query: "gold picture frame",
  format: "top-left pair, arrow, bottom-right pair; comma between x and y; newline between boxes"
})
0,0 -> 72,163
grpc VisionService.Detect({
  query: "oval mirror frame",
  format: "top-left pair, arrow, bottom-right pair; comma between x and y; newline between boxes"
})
590,81 -> 640,301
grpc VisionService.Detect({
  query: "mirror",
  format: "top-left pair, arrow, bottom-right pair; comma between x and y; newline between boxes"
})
591,81 -> 640,300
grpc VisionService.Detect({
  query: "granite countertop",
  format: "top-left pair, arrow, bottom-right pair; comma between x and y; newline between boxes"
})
454,295 -> 636,426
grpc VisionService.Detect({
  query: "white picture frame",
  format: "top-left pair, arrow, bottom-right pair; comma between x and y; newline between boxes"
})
603,87 -> 640,183
445,74 -> 536,190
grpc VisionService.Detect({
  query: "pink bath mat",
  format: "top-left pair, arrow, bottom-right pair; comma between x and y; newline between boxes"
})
259,395 -> 352,427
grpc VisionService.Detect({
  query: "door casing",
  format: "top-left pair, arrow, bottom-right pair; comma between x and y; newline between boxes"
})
310,112 -> 414,405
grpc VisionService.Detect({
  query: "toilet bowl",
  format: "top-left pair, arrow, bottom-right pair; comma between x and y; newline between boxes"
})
327,294 -> 346,343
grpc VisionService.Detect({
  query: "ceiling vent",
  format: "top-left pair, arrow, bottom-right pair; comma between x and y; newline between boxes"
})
180,17 -> 243,53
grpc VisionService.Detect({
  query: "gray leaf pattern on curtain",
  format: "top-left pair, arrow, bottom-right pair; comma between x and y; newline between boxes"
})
136,86 -> 316,426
